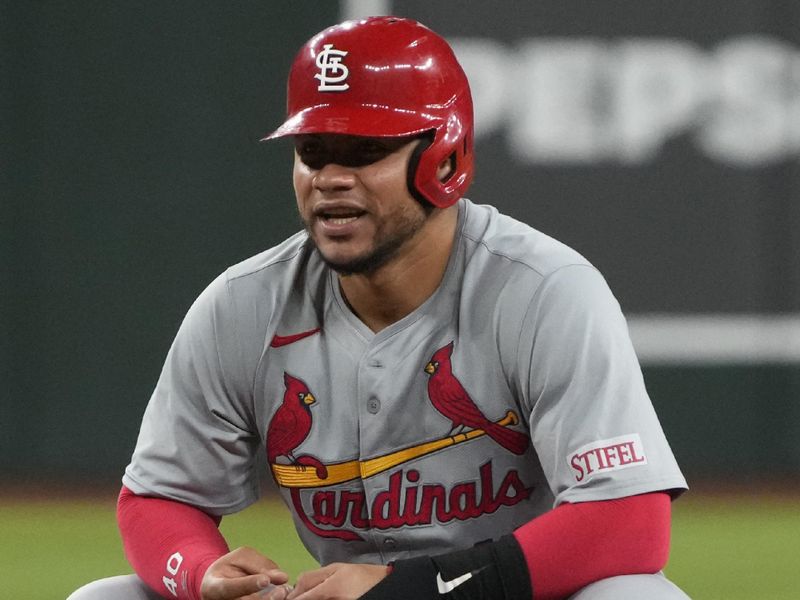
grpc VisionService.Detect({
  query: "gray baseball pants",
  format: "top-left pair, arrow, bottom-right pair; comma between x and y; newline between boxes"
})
67,572 -> 691,599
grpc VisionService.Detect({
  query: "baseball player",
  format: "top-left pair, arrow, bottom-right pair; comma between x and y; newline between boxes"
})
68,16 -> 690,600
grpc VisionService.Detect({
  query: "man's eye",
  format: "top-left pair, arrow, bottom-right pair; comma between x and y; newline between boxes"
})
298,143 -> 321,157
297,143 -> 329,168
344,142 -> 390,166
295,138 -> 398,169
358,142 -> 387,156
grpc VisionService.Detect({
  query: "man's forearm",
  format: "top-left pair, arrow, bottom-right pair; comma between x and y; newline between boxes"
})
117,486 -> 229,600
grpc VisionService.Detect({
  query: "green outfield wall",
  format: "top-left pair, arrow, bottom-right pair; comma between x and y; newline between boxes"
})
3,2 -> 799,486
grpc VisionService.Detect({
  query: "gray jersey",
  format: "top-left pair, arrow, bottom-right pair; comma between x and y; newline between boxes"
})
123,198 -> 687,567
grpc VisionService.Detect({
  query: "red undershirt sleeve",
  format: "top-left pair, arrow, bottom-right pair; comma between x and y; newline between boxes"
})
118,485 -> 671,600
513,491 -> 672,599
117,485 -> 230,600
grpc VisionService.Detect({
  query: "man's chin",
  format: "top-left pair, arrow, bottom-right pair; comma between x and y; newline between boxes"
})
320,253 -> 389,277
306,218 -> 422,277
316,244 -> 402,277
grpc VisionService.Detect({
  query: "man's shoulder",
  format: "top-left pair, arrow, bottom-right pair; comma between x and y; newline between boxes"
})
187,230 -> 324,344
461,199 -> 592,278
197,230 -> 325,315
225,229 -> 312,282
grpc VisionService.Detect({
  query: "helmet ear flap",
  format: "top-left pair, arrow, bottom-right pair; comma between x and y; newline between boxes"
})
406,132 -> 435,208
412,121 -> 473,209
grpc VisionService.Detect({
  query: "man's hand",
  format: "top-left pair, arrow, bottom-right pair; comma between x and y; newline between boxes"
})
200,546 -> 290,600
287,563 -> 390,600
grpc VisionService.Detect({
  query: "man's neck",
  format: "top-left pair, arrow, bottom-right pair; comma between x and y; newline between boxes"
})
338,207 -> 458,333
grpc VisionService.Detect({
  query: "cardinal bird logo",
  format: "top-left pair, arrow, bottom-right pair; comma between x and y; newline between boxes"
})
267,372 -> 317,464
267,373 -> 355,540
425,342 -> 529,456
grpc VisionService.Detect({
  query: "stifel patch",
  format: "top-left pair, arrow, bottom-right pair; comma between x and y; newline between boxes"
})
568,434 -> 647,482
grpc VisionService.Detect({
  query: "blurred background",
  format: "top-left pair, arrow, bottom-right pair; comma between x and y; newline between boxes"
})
2,1 -> 799,598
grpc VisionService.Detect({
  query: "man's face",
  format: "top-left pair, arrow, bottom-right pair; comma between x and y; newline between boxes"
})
293,133 -> 429,275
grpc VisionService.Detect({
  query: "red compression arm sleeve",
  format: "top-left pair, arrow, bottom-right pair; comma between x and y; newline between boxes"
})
513,491 -> 671,599
117,485 -> 230,600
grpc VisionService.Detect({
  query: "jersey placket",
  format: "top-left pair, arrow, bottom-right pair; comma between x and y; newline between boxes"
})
354,345 -> 401,560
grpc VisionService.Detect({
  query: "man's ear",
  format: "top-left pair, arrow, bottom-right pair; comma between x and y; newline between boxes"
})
436,155 -> 454,182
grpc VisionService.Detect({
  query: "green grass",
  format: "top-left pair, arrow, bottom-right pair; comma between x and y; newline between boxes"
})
667,494 -> 800,600
0,494 -> 317,600
2,491 -> 797,599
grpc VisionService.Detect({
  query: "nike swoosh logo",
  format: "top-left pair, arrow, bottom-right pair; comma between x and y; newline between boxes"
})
270,327 -> 321,348
436,571 -> 473,594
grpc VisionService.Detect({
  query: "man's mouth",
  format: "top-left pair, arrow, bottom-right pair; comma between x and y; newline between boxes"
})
324,215 -> 359,225
317,208 -> 366,226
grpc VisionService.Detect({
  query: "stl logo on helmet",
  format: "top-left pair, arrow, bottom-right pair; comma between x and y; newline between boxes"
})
315,44 -> 350,91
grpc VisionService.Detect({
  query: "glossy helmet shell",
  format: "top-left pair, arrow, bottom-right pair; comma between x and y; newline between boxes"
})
263,16 -> 474,208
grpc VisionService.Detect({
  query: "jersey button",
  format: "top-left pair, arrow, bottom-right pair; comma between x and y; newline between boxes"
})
383,537 -> 397,549
367,397 -> 381,414
368,359 -> 384,368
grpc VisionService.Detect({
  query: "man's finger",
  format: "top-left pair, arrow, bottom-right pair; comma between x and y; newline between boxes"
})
224,547 -> 286,579
205,573 -> 274,600
287,565 -> 336,598
260,583 -> 294,600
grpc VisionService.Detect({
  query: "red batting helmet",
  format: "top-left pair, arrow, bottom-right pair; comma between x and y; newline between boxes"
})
263,16 -> 474,209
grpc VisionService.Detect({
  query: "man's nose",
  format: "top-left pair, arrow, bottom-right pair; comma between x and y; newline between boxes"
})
312,162 -> 357,192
